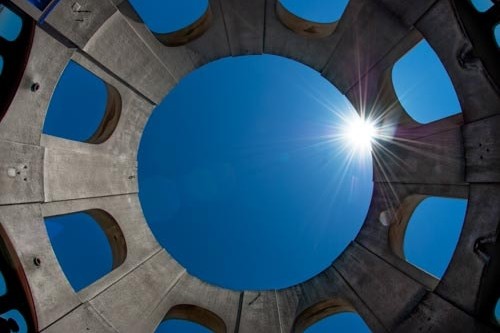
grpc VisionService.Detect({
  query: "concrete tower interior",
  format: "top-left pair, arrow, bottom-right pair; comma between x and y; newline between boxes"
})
0,0 -> 499,332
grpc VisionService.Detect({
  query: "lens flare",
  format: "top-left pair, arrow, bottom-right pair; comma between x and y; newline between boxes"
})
342,115 -> 377,153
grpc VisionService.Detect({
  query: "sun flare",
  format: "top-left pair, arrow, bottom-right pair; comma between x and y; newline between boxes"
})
342,115 -> 377,152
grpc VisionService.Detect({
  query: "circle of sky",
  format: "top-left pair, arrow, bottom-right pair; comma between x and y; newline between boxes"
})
138,54 -> 373,290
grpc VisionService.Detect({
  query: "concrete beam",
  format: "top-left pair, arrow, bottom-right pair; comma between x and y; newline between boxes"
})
42,136 -> 137,202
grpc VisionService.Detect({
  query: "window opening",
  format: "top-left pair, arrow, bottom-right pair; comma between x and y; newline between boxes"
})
279,0 -> 348,23
0,310 -> 28,333
45,212 -> 113,292
0,55 -> 4,76
392,40 -> 461,124
404,197 -> 467,278
304,312 -> 370,332
43,61 -> 108,142
0,271 -> 5,296
0,5 -> 22,42
470,0 -> 494,12
494,24 -> 500,48
156,319 -> 212,333
129,0 -> 208,33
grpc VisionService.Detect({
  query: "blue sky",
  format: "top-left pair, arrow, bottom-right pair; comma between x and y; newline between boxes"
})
2,0 -> 495,332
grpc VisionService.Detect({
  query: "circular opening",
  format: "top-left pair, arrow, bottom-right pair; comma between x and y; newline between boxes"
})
138,55 -> 373,290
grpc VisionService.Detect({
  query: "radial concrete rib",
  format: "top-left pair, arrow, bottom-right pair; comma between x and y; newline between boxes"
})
321,0 -> 416,94
263,0 -> 343,72
114,1 -> 202,83
218,0 -> 266,56
42,137 -> 137,202
276,265 -> 386,332
0,27 -> 72,146
41,194 -> 163,302
415,0 -> 500,123
0,203 -> 81,330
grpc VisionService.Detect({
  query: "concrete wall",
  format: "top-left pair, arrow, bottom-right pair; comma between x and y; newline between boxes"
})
1,0 -> 499,331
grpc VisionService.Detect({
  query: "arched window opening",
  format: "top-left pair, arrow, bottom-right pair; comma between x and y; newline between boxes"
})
43,61 -> 111,143
0,271 -> 5,296
129,0 -> 209,34
156,319 -> 212,333
44,212 -> 115,292
279,0 -> 348,23
26,0 -> 52,11
470,0 -> 494,12
161,304 -> 226,333
495,24 -> 500,48
0,310 -> 28,333
392,40 -> 461,124
403,197 -> 467,278
304,312 -> 370,332
0,5 -> 22,42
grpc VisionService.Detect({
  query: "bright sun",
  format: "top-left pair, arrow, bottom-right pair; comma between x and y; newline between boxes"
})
342,115 -> 377,152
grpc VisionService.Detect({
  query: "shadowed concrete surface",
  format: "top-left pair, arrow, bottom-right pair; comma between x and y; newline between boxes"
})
0,0 -> 499,332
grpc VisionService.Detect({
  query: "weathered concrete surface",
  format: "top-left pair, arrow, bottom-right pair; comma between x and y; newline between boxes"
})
0,140 -> 43,205
42,136 -> 137,202
1,0 -> 499,331
0,27 -> 72,145
0,204 -> 80,330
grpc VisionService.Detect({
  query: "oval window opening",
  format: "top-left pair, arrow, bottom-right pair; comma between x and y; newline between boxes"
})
279,0 -> 348,23
0,310 -> 28,333
0,5 -> 22,42
494,24 -> 500,48
139,55 -> 373,290
43,61 -> 108,142
404,197 -> 467,278
470,0 -> 494,12
392,40 -> 461,124
305,313 -> 370,332
0,271 -> 5,296
129,0 -> 208,34
45,212 -> 113,292
156,319 -> 212,333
